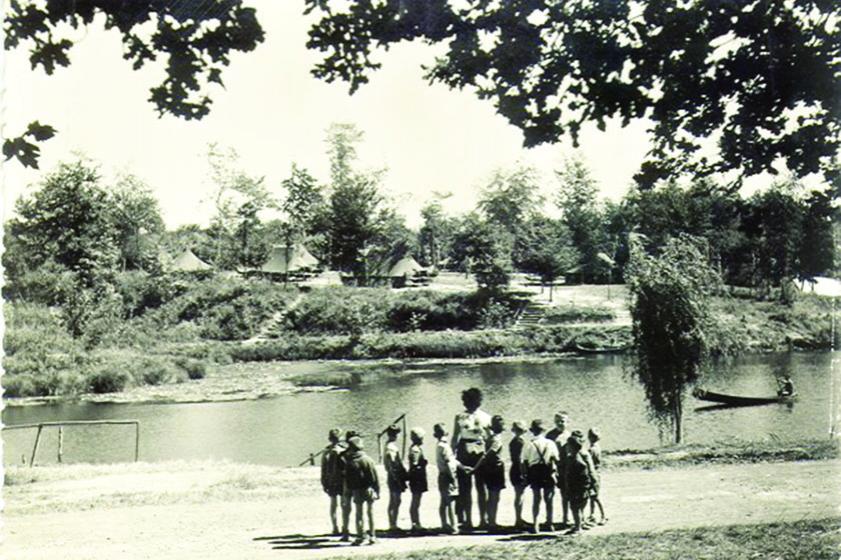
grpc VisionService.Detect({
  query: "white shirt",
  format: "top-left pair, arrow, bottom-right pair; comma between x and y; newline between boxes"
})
452,408 -> 492,449
522,434 -> 559,467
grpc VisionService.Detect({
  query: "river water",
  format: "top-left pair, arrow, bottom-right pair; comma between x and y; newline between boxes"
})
3,352 -> 837,467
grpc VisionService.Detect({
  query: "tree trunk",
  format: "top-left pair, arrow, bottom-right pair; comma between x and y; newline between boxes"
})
673,393 -> 683,444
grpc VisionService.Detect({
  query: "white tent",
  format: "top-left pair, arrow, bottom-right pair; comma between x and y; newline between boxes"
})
387,256 -> 423,277
170,249 -> 212,272
261,244 -> 320,274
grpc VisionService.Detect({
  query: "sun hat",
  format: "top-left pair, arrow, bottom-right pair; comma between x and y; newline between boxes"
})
348,436 -> 364,450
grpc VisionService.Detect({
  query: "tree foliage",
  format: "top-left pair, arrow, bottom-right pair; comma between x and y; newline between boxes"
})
8,160 -> 119,287
306,0 -> 841,189
4,0 -> 264,167
626,234 -> 722,444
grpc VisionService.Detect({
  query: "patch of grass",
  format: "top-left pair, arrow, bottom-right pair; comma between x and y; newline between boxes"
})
338,518 -> 841,560
542,304 -> 616,324
606,438 -> 839,470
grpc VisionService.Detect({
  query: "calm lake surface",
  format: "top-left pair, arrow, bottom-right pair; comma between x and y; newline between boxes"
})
3,352 -> 838,467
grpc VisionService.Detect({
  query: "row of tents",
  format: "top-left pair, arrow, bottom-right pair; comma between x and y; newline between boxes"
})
164,245 -> 429,283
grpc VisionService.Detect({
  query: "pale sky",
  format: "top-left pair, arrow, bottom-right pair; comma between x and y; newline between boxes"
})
1,1 -> 788,230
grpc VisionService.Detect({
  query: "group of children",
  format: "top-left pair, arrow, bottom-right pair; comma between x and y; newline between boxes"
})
319,389 -> 607,546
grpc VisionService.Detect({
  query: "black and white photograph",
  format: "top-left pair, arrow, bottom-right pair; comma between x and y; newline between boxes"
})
2,1 -> 840,558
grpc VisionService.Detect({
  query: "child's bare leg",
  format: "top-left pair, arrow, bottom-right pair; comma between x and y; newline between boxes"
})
462,488 -> 474,528
330,495 -> 339,533
531,488 -> 541,531
476,478 -> 488,527
341,492 -> 352,538
410,492 -> 422,528
544,488 -> 554,527
560,489 -> 570,525
366,501 -> 376,539
438,492 -> 448,528
487,489 -> 500,527
388,491 -> 401,529
571,501 -> 581,531
594,497 -> 605,522
513,486 -> 525,526
446,498 -> 457,530
355,501 -> 365,540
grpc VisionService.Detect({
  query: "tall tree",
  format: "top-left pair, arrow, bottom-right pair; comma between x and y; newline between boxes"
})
555,157 -> 606,282
306,1 -> 841,190
109,173 -> 165,271
517,216 -> 579,301
418,194 -> 455,269
479,166 -> 543,237
206,143 -> 274,268
324,123 -> 387,279
626,235 -> 721,444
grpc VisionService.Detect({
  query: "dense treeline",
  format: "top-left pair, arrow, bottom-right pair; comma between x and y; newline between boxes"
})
2,123 -> 838,362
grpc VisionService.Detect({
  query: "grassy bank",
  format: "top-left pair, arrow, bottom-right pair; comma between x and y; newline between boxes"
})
605,438 -> 839,470
337,518 -> 840,560
4,279 -> 838,399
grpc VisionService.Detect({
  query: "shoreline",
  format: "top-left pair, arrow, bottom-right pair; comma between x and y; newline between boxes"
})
5,346 -> 837,409
2,351 -> 586,408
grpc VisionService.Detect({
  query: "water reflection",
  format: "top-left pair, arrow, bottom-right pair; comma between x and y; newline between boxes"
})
3,352 -> 835,467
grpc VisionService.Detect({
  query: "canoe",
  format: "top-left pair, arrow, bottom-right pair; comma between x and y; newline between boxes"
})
692,388 -> 796,406
574,344 -> 629,354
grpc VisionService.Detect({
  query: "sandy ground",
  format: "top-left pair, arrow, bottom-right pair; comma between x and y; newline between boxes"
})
2,459 -> 838,560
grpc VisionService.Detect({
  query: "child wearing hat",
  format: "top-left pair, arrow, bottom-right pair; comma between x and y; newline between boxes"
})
344,436 -> 380,545
434,422 -> 462,534
508,420 -> 529,529
587,428 -> 607,526
321,428 -> 345,535
407,427 -> 429,532
384,424 -> 408,532
564,430 -> 595,535
522,419 -> 559,533
338,429 -> 360,541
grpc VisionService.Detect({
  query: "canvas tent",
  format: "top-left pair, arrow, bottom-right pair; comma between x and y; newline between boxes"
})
387,256 -> 424,277
260,244 -> 320,275
170,249 -> 212,272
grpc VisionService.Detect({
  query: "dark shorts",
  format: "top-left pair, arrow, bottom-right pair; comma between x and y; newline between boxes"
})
438,472 -> 458,497
568,488 -> 588,509
527,464 -> 555,491
482,463 -> 506,492
351,488 -> 376,505
509,465 -> 527,489
388,476 -> 407,494
409,473 -> 428,494
324,481 -> 343,497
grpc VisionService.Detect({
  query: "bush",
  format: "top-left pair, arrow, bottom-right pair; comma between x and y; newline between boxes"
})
86,369 -> 131,394
114,271 -> 177,318
151,276 -> 296,340
284,287 -> 391,334
175,357 -> 208,380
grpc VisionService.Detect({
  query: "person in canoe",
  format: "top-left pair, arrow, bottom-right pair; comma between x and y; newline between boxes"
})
777,375 -> 795,397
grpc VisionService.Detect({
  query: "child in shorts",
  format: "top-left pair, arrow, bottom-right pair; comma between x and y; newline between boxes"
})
434,422 -> 461,534
344,436 -> 380,545
522,419 -> 559,533
472,414 -> 506,529
508,420 -> 528,529
320,428 -> 345,535
384,424 -> 408,532
587,428 -> 607,526
407,427 -> 429,532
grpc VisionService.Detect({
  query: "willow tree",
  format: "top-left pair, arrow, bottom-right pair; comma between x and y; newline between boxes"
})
625,234 -> 721,443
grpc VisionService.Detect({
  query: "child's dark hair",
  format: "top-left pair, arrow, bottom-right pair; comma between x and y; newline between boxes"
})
461,387 -> 483,410
328,428 -> 341,443
433,423 -> 448,439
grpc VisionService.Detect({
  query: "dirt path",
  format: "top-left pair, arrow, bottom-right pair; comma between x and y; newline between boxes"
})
3,459 -> 838,560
